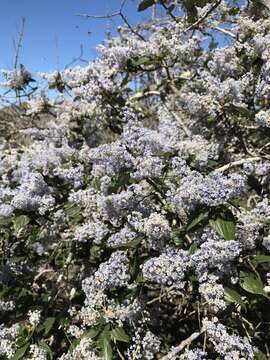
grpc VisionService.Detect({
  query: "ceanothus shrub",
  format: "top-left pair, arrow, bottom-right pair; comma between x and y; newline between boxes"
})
0,0 -> 270,359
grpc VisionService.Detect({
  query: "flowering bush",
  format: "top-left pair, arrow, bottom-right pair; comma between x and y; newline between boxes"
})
0,0 -> 270,358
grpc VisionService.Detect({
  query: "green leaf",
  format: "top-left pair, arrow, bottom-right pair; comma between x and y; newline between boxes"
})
138,0 -> 155,11
91,177 -> 101,191
251,255 -> 270,265
186,211 -> 209,231
136,272 -> 145,283
189,243 -> 198,255
16,329 -> 31,348
255,351 -> 268,360
226,104 -> 252,117
90,245 -> 102,258
38,341 -> 53,360
64,203 -> 82,222
13,215 -> 30,233
11,343 -> 30,360
224,287 -> 245,307
209,218 -> 235,240
85,326 -> 102,339
171,229 -> 184,246
43,317 -> 55,335
98,328 -> 113,360
132,56 -> 153,66
239,271 -> 264,295
58,317 -> 70,329
112,237 -> 142,250
111,327 -> 130,343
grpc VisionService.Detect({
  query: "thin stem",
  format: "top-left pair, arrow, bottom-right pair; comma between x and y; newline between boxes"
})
78,0 -> 145,41
184,0 -> 222,34
161,327 -> 206,360
14,17 -> 26,70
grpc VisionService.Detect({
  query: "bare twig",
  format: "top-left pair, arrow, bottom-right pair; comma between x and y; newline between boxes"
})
130,90 -> 161,101
160,2 -> 179,23
65,44 -> 88,69
166,106 -> 191,137
14,17 -> 26,70
211,26 -> 236,38
184,0 -> 222,34
78,11 -> 120,20
78,0 -> 145,41
160,327 -> 206,360
146,285 -> 175,305
119,12 -> 145,41
216,156 -> 261,172
33,268 -> 55,284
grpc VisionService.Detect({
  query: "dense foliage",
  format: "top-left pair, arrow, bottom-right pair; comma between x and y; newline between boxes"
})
1,0 -> 270,358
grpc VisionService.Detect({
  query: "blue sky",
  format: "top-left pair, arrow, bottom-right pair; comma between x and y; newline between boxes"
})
0,0 -> 147,73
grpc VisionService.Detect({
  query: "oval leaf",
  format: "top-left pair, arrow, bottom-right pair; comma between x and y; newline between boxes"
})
251,255 -> 270,265
239,271 -> 264,295
111,327 -> 130,343
138,0 -> 155,11
224,287 -> 245,307
98,329 -> 113,360
186,211 -> 209,231
11,343 -> 30,360
13,215 -> 30,233
43,317 -> 55,335
255,351 -> 268,360
209,218 -> 235,240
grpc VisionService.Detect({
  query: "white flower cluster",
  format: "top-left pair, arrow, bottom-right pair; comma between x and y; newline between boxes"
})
203,318 -> 255,359
1,1 -> 270,358
82,251 -> 130,308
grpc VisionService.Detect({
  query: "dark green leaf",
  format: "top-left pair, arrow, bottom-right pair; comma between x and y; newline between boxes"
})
189,243 -> 198,255
111,326 -> 130,343
58,317 -> 70,329
112,237 -> 142,250
132,56 -> 153,66
64,203 -> 82,222
16,329 -> 31,347
98,328 -> 113,360
226,104 -> 252,117
251,255 -> 270,265
90,245 -> 102,258
43,317 -> 55,335
138,0 -> 155,12
224,287 -> 245,307
186,211 -> 209,231
11,343 -> 30,360
171,229 -> 184,246
239,271 -> 264,295
209,218 -> 235,240
255,351 -> 268,360
38,341 -> 53,360
91,177 -> 101,191
136,272 -> 145,283
85,326 -> 102,339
